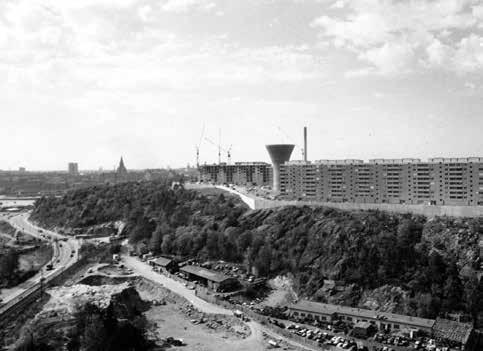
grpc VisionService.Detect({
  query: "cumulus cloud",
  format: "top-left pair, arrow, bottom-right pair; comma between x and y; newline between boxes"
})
311,0 -> 483,75
0,0 -> 329,100
160,0 -> 216,13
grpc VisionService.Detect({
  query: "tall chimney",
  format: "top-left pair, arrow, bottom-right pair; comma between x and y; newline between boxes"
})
304,126 -> 307,162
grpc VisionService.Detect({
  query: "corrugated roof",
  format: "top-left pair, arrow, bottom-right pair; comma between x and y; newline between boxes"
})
180,265 -> 234,283
288,300 -> 435,329
433,318 -> 473,344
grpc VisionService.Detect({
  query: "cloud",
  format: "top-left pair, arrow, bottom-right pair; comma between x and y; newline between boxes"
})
453,34 -> 483,72
311,0 -> 483,75
359,40 -> 416,75
160,0 -> 216,13
330,0 -> 346,9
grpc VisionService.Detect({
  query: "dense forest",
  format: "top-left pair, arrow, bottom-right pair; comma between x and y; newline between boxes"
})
31,181 -> 482,321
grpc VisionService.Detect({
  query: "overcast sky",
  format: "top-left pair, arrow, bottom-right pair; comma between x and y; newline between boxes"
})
1,0 -> 482,170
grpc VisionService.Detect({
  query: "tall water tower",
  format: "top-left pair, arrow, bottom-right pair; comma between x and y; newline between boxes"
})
266,144 -> 295,192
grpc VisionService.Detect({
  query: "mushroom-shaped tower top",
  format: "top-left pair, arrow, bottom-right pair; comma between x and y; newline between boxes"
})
266,144 -> 295,192
266,144 -> 295,165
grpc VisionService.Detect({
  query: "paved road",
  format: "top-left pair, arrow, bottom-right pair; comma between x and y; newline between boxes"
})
0,212 -> 79,304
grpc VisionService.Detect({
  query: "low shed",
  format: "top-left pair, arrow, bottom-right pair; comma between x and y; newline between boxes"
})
352,321 -> 373,338
180,265 -> 239,292
152,257 -> 178,274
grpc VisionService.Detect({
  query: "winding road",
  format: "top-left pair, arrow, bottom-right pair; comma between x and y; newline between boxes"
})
0,212 -> 79,305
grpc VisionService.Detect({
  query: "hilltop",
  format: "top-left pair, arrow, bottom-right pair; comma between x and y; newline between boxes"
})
31,182 -> 482,322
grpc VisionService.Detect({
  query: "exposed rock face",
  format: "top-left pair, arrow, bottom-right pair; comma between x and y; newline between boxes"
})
15,285 -> 151,351
108,286 -> 150,320
238,207 -> 481,318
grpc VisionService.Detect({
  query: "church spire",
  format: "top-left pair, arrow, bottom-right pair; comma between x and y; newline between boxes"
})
117,156 -> 127,176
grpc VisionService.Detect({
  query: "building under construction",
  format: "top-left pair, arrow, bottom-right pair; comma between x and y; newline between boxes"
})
198,126 -> 483,206
199,162 -> 273,186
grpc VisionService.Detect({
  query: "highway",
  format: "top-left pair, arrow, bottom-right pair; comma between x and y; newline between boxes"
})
0,212 -> 80,305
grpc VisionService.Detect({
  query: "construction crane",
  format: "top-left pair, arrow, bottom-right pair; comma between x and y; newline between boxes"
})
195,124 -> 205,168
205,137 -> 233,164
226,144 -> 233,164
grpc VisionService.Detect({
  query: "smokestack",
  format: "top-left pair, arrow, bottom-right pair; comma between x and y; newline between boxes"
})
266,144 -> 295,193
304,126 -> 307,162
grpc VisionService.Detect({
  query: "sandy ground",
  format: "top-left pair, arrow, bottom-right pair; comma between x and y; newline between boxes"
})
145,304 -> 270,351
125,256 -> 318,351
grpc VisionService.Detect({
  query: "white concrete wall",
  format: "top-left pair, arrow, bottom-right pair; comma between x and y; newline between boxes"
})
186,183 -> 483,218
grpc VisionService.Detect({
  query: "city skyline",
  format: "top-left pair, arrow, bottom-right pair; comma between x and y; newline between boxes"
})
1,0 -> 483,170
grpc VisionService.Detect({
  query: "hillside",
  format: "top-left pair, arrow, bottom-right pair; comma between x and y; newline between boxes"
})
31,181 -> 482,321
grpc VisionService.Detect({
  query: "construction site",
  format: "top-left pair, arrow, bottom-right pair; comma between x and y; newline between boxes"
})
197,126 -> 483,212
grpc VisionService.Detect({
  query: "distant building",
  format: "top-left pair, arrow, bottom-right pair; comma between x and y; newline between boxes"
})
287,300 -> 435,333
18,167 -> 26,173
199,162 -> 272,187
116,157 -> 128,181
179,265 -> 239,292
287,300 -> 476,349
152,257 -> 178,274
68,162 -> 79,175
280,157 -> 483,206
352,321 -> 374,338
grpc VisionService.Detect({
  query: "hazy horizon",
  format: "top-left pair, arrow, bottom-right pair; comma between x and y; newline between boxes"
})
1,0 -> 483,171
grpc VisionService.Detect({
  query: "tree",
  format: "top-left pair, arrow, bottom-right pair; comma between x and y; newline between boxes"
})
161,233 -> 175,254
0,249 -> 19,284
148,227 -> 163,253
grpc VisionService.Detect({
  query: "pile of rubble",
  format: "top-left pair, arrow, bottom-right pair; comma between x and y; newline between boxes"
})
181,303 -> 250,339
44,282 -> 131,313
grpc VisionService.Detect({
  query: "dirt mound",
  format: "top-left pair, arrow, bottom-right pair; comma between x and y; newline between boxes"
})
44,282 -> 131,313
78,274 -> 135,286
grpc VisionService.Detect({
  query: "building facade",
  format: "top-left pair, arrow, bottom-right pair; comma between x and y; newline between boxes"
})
68,162 -> 79,175
199,162 -> 272,187
280,158 -> 483,206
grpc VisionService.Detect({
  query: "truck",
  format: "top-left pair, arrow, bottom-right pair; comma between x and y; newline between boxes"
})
141,253 -> 153,261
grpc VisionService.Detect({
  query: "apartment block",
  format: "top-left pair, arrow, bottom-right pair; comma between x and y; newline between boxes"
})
199,162 -> 272,187
280,158 -> 483,206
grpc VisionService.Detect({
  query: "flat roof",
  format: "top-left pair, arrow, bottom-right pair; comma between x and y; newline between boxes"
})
153,257 -> 174,267
288,300 -> 435,329
354,321 -> 372,329
180,265 -> 235,283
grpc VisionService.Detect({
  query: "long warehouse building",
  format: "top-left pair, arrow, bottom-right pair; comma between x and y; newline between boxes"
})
280,157 -> 483,206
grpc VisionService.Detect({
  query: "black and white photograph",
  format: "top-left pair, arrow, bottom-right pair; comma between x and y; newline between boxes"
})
0,0 -> 482,350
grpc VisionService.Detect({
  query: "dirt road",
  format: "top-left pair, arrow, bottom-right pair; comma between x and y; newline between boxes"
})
123,255 -> 320,351
123,255 -> 231,315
